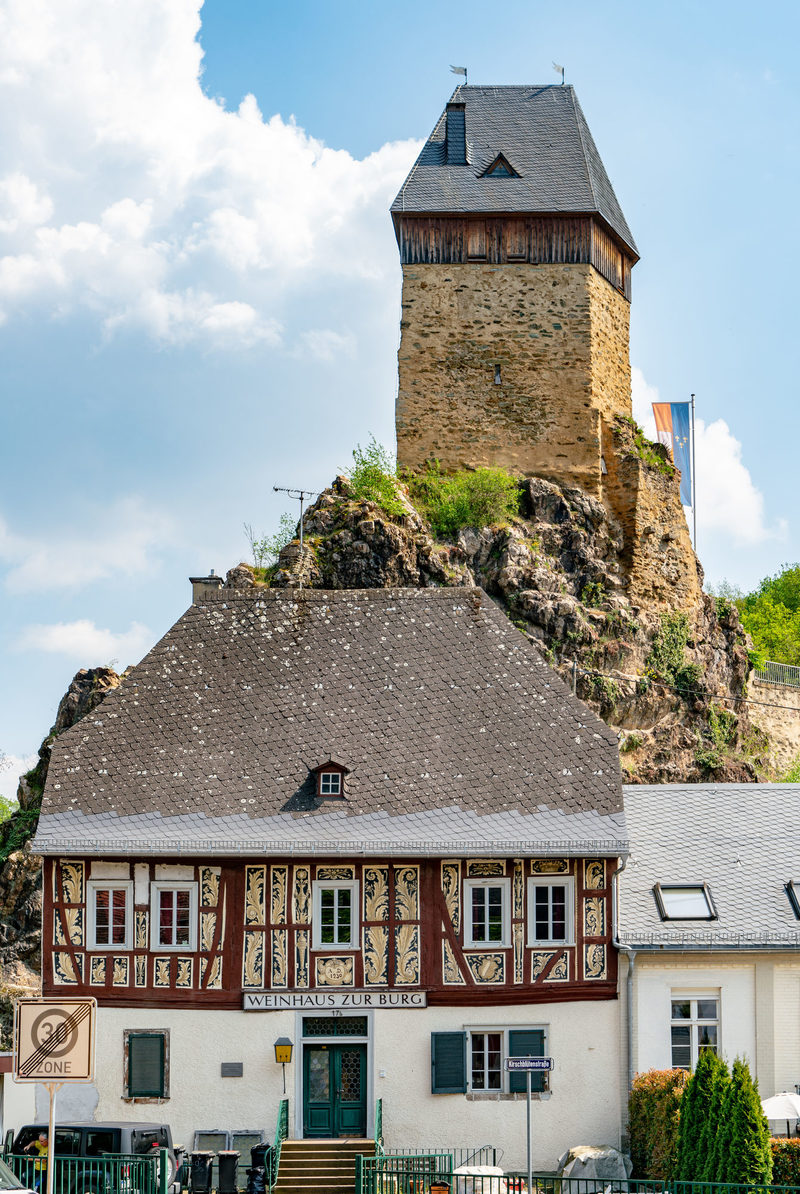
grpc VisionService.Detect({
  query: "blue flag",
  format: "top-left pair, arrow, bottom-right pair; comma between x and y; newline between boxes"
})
652,402 -> 693,506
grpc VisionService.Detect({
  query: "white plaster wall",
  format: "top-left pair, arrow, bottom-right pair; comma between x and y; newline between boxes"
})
89,1000 -> 620,1172
772,964 -> 800,1095
1,1073 -> 37,1137
634,959 -> 756,1073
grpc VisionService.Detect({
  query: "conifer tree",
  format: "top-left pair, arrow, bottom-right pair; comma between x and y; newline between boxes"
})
698,1054 -> 731,1181
723,1058 -> 773,1185
710,1060 -> 738,1182
676,1050 -> 719,1179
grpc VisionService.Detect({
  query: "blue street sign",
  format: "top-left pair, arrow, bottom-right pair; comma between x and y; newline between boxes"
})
505,1056 -> 553,1071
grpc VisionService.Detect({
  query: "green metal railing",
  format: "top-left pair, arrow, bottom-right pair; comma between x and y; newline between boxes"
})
356,1153 -> 453,1194
6,1151 -> 162,1194
268,1098 -> 289,1192
528,1180 -> 800,1194
375,1099 -> 384,1156
385,1148 -> 498,1169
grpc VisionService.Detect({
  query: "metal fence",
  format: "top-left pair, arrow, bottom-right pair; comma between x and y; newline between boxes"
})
267,1098 -> 288,1192
753,661 -> 800,689
6,1151 -> 161,1194
356,1162 -> 800,1194
381,1149 -> 499,1169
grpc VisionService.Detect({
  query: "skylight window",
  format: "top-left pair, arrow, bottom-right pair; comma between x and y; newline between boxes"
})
653,883 -> 717,921
786,882 -> 800,919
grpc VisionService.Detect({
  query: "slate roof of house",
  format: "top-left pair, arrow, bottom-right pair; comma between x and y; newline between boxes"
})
619,784 -> 800,948
33,587 -> 625,858
391,85 -> 637,257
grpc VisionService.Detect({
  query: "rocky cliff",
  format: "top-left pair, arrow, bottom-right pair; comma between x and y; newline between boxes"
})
226,466 -> 766,785
0,667 -> 124,1047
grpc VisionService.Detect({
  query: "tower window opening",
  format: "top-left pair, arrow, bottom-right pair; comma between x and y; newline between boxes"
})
494,364 -> 502,386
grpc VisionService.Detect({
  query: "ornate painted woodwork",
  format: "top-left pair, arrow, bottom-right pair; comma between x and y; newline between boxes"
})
43,853 -> 616,1009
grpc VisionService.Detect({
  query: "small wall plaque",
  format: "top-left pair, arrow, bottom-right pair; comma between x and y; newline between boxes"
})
221,1062 -> 243,1078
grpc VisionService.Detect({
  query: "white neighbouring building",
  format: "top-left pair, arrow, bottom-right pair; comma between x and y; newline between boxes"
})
29,584 -> 628,1171
617,782 -> 800,1130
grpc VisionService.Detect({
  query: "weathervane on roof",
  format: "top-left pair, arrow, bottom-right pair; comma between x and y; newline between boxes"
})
552,62 -> 565,85
273,486 -> 321,589
450,64 -> 468,84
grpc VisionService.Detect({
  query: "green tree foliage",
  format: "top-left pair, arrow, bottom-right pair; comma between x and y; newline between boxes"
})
720,1057 -> 773,1185
675,1050 -> 723,1180
244,513 -> 298,570
406,461 -> 521,540
714,564 -> 800,666
698,1054 -> 732,1180
347,438 -> 405,518
628,1069 -> 689,1179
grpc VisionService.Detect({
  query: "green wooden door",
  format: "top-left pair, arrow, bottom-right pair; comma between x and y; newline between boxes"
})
303,1043 -> 367,1138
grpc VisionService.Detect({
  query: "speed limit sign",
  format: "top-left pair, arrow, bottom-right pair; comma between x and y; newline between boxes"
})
14,998 -> 96,1082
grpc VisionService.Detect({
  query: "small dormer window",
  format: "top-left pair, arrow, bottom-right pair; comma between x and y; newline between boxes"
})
482,154 -> 519,178
653,883 -> 717,921
320,771 -> 341,796
312,759 -> 349,798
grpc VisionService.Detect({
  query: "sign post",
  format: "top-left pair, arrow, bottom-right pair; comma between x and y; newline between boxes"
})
505,1056 -> 553,1194
13,998 -> 97,1194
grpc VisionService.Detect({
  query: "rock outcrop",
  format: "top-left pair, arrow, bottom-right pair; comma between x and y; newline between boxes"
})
0,667 -> 124,1047
225,472 -> 765,784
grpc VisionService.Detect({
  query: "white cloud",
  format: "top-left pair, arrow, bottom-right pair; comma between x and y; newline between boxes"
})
0,496 -> 174,593
297,329 -> 357,362
0,752 -> 36,804
0,1 -> 418,347
16,619 -> 153,664
631,366 -> 784,547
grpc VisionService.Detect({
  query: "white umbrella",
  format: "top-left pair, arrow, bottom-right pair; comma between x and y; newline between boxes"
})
762,1091 -> 800,1137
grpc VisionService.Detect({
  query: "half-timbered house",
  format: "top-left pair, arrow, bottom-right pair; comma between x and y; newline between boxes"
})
32,584 -> 627,1169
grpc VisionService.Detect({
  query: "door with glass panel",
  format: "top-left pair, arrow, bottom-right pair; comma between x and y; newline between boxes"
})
303,1044 -> 367,1138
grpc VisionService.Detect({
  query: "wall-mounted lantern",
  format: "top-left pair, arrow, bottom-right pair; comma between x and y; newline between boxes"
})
274,1037 -> 293,1092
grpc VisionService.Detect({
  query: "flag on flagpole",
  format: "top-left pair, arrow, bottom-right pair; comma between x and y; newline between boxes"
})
652,402 -> 693,505
552,62 -> 565,83
450,65 -> 467,77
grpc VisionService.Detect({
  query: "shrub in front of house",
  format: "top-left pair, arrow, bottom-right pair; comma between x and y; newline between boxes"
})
628,1068 -> 688,1179
771,1138 -> 800,1185
676,1050 -> 727,1180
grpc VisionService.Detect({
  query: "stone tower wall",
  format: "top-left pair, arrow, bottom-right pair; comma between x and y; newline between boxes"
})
396,262 -> 631,495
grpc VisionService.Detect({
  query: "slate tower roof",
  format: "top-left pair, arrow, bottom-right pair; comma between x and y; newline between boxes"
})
33,587 -> 626,858
392,84 -> 637,258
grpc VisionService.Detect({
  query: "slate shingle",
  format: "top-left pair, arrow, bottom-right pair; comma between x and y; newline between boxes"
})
34,588 -> 625,856
391,85 -> 637,257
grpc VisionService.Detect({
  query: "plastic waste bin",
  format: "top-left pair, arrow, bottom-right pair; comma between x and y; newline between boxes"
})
190,1151 -> 215,1193
218,1150 -> 240,1194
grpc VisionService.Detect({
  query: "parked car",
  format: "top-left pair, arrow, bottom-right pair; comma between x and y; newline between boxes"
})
7,1123 -> 180,1194
0,1157 -> 35,1194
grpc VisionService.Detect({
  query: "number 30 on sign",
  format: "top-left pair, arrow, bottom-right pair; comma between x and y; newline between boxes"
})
14,998 -> 97,1082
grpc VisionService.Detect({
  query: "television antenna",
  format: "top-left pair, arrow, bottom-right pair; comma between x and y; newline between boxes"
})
272,487 -> 321,588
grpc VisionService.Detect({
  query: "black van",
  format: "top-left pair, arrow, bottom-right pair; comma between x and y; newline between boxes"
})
7,1123 -> 180,1194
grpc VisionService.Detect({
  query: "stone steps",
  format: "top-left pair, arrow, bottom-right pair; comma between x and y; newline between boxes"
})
273,1139 -> 375,1194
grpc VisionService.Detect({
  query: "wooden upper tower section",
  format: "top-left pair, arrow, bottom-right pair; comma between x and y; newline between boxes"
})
391,86 -> 640,493
391,84 -> 638,291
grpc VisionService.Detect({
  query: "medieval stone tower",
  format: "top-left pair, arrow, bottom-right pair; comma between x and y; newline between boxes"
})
392,84 -> 701,610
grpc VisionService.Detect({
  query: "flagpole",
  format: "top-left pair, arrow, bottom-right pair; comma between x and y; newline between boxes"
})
690,392 -> 697,551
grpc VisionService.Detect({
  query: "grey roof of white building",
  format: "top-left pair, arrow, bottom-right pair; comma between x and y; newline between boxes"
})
619,784 -> 800,949
33,587 -> 625,858
391,85 -> 637,257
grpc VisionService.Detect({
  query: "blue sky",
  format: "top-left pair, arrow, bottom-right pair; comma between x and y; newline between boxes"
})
1,0 -> 798,791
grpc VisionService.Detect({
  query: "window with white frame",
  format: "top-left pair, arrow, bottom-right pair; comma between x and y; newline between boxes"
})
527,877 -> 574,945
464,879 -> 510,948
465,1027 -> 546,1094
150,882 -> 198,951
312,881 -> 358,950
88,880 -> 133,949
670,993 -> 719,1070
319,772 -> 342,796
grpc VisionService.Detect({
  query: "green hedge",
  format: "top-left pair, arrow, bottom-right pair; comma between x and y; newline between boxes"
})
770,1138 -> 800,1185
628,1069 -> 688,1179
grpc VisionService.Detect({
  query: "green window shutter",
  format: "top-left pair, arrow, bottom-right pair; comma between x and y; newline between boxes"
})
431,1032 -> 467,1093
508,1029 -> 545,1093
128,1033 -> 166,1098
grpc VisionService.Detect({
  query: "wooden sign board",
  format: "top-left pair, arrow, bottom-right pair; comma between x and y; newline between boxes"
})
14,998 -> 96,1083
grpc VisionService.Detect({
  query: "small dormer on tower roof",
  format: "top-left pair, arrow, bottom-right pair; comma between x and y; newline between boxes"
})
392,84 -> 637,258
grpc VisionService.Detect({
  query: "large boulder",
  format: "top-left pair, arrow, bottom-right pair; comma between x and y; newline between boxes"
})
556,1145 -> 633,1185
